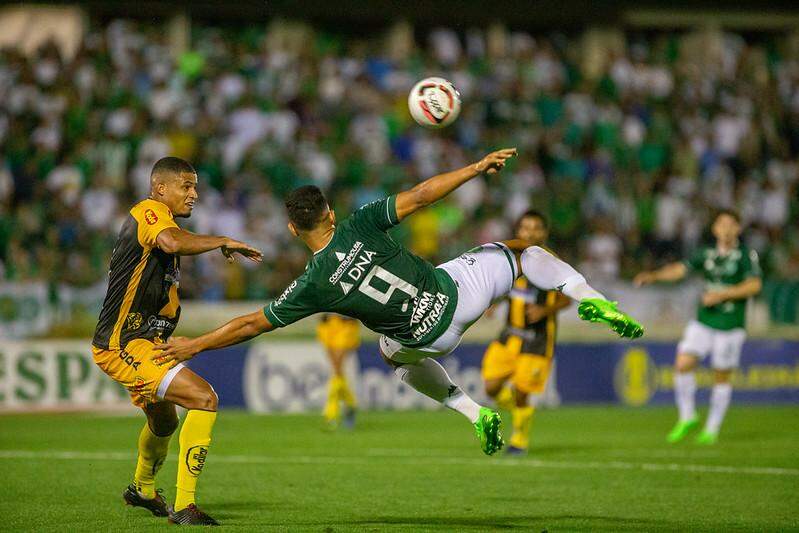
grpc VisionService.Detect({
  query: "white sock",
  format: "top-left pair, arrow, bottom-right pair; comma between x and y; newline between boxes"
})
520,246 -> 605,301
395,358 -> 482,422
443,391 -> 482,423
705,383 -> 732,434
674,372 -> 697,422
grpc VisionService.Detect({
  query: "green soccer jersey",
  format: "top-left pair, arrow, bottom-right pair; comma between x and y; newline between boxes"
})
263,196 -> 458,348
684,245 -> 761,330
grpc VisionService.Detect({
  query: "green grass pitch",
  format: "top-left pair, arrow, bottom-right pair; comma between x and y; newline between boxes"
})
1,406 -> 798,532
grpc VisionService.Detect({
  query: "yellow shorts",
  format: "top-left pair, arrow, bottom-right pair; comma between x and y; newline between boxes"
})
481,339 -> 553,395
317,316 -> 361,352
92,338 -> 183,408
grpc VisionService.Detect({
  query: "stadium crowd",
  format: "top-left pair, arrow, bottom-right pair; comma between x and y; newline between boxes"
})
0,20 -> 798,300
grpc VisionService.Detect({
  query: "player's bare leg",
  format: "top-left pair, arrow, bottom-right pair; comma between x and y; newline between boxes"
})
697,368 -> 733,445
484,377 -> 515,411
667,353 -> 700,443
163,368 -> 220,526
123,401 -> 178,517
381,350 -> 504,455
502,241 -> 643,338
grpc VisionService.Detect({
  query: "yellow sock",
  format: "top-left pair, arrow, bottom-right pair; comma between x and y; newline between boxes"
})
495,386 -> 515,411
175,410 -> 216,511
133,423 -> 172,499
509,406 -> 535,450
338,375 -> 357,408
323,376 -> 342,422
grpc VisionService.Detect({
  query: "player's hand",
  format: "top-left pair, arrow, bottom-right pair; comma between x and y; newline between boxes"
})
633,272 -> 655,287
222,238 -> 263,263
701,291 -> 727,307
152,336 -> 200,366
474,148 -> 517,175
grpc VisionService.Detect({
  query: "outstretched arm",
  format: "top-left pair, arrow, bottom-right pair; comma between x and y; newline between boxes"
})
394,148 -> 517,221
702,277 -> 762,307
156,227 -> 263,263
633,262 -> 688,287
152,310 -> 273,366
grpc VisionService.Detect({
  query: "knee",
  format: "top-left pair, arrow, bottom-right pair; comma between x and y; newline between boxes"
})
675,354 -> 697,373
515,391 -> 530,407
522,246 -> 546,261
380,349 -> 401,369
150,415 -> 178,437
484,381 -> 501,398
187,384 -> 218,411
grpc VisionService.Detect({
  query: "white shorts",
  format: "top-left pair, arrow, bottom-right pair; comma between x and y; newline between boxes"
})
676,320 -> 746,370
380,242 -> 518,364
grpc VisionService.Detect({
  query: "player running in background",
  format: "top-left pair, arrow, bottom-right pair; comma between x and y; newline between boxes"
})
153,148 -> 643,456
317,314 -> 361,429
482,210 -> 570,455
634,210 -> 761,445
92,157 -> 262,525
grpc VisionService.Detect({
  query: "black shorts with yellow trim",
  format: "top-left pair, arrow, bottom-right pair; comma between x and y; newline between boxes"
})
481,338 -> 554,395
92,338 -> 184,408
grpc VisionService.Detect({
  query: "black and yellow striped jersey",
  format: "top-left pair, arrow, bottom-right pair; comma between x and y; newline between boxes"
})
92,199 -> 181,350
498,277 -> 557,357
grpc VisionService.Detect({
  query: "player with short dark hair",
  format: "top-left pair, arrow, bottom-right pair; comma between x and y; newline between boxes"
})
635,210 -> 762,444
92,156 -> 262,525
286,185 -> 331,230
482,210 -> 570,454
153,149 -> 643,455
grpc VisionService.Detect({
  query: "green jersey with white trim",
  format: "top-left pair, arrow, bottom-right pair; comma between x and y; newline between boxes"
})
263,196 -> 458,348
684,245 -> 761,330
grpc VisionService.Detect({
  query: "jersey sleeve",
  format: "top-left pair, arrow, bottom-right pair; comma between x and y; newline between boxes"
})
348,195 -> 400,232
136,201 -> 179,248
683,249 -> 705,273
263,276 -> 318,328
741,249 -> 762,278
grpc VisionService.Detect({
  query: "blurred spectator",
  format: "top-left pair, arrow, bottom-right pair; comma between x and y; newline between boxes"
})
0,20 -> 797,301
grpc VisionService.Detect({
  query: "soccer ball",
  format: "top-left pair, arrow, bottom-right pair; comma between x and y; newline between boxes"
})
408,77 -> 461,129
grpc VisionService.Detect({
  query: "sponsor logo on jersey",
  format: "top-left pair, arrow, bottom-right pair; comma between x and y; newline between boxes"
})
410,292 -> 450,340
410,291 -> 435,325
345,250 -> 377,282
147,316 -> 174,330
144,209 -> 158,225
125,312 -> 143,330
329,241 -> 378,294
704,249 -> 742,277
274,280 -> 298,306
329,241 -> 364,284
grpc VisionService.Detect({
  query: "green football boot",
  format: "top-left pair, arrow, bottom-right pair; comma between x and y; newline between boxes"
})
577,298 -> 644,339
695,430 -> 718,445
666,418 -> 699,443
474,407 -> 504,456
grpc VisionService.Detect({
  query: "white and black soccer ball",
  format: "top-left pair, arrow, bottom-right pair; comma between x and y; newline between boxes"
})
407,77 -> 461,129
